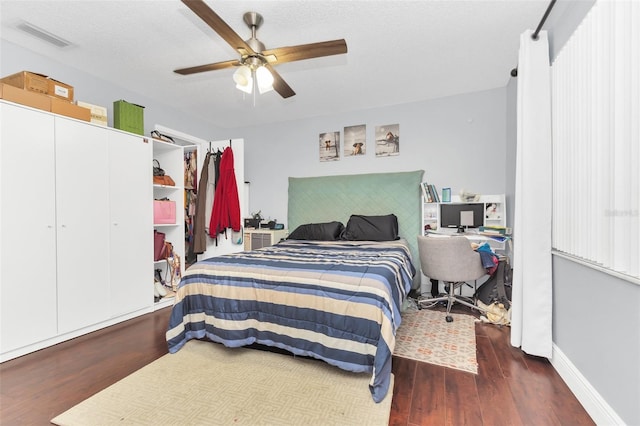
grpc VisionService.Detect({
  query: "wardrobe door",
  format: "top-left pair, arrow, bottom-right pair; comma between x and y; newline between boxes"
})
108,131 -> 153,315
55,117 -> 110,333
0,103 -> 58,353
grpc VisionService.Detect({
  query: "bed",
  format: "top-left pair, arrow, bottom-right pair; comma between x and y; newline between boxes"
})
166,170 -> 424,402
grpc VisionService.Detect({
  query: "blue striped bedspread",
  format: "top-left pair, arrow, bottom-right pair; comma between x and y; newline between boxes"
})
166,239 -> 415,403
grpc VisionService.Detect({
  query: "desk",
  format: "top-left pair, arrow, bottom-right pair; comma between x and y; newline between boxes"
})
427,230 -> 511,252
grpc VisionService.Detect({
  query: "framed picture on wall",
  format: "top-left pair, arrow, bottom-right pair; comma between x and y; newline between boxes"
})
344,124 -> 366,157
374,124 -> 400,157
319,131 -> 340,162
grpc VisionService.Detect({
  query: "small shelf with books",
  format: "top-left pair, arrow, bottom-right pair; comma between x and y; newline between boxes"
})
420,181 -> 439,233
420,181 -> 440,203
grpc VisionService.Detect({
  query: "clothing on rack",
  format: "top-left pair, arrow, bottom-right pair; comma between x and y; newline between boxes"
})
208,146 -> 241,242
193,151 -> 212,254
213,148 -> 222,187
184,189 -> 197,264
206,150 -> 221,229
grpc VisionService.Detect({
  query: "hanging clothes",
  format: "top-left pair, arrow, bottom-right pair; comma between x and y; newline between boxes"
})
183,151 -> 198,263
193,151 -> 212,254
205,150 -> 220,232
208,146 -> 241,242
213,148 -> 222,187
184,189 -> 197,264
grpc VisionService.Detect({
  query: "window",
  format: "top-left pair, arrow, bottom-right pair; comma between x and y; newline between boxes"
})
551,0 -> 639,280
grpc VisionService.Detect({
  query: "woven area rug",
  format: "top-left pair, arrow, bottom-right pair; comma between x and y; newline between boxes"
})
394,309 -> 478,374
51,340 -> 393,426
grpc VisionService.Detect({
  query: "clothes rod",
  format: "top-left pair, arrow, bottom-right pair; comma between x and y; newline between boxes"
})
510,0 -> 557,77
532,0 -> 557,40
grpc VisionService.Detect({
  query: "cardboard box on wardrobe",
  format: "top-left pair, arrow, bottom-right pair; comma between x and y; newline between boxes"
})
1,70 -> 74,101
50,98 -> 91,122
0,71 -> 49,95
0,84 -> 90,122
0,83 -> 50,111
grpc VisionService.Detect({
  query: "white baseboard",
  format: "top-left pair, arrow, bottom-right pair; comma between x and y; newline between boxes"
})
0,307 -> 153,363
551,343 -> 626,425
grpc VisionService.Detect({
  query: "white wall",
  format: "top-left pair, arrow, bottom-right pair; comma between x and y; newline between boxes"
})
552,257 -> 640,425
239,87 -> 508,228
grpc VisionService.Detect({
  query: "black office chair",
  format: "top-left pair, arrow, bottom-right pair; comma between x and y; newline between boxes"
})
417,235 -> 488,322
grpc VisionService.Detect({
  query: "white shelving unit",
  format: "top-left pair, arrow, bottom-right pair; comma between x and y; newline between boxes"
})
152,139 -> 186,308
151,126 -> 246,306
423,203 -> 439,232
422,193 -> 507,234
469,194 -> 506,228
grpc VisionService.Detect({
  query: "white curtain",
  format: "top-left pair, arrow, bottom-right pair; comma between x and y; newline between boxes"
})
511,30 -> 553,358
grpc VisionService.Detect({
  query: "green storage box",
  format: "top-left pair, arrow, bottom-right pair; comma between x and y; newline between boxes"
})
113,100 -> 144,135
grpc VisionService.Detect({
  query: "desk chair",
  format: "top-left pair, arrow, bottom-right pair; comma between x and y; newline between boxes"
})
417,235 -> 487,322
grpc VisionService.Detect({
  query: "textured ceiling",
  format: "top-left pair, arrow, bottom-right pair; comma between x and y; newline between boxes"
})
0,0 -> 551,129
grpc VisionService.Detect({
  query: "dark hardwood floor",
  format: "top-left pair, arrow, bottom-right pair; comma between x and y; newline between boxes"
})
0,306 -> 594,425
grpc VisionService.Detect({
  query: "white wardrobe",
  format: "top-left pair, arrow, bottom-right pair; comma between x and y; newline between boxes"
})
0,100 -> 152,361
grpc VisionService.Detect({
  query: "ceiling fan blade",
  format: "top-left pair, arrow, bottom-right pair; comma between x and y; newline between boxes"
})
264,63 -> 295,98
262,39 -> 347,64
174,59 -> 240,75
181,0 -> 256,55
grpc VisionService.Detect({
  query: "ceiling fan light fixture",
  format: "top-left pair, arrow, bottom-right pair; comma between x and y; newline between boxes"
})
256,65 -> 274,94
233,65 -> 252,87
236,79 -> 253,94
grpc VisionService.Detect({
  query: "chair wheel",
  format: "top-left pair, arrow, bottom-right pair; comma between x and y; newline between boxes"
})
446,315 -> 453,323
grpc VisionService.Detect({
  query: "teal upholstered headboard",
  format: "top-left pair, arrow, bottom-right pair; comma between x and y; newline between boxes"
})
288,170 -> 424,288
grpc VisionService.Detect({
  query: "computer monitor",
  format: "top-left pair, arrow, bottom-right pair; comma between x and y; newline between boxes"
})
439,203 -> 484,232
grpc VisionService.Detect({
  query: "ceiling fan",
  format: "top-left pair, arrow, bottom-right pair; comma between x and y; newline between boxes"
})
174,0 -> 348,98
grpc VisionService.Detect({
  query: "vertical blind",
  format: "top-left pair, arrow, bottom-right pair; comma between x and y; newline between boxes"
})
551,0 -> 639,279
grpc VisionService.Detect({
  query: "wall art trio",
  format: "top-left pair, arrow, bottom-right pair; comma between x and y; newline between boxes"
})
318,123 -> 399,162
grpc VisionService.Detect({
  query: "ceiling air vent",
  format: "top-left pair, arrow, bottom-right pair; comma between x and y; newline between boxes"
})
17,21 -> 72,48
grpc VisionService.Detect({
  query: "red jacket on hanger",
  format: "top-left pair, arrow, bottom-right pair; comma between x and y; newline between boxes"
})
208,146 -> 241,239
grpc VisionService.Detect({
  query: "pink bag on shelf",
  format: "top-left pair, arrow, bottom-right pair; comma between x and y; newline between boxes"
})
154,199 -> 176,224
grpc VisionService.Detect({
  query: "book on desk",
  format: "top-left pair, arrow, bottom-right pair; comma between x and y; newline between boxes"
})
478,225 -> 511,236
